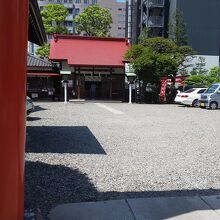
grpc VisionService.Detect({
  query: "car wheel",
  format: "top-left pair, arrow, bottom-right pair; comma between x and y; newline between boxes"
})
209,101 -> 218,110
192,99 -> 199,107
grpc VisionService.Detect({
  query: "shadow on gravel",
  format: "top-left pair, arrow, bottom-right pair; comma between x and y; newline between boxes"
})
33,105 -> 48,113
25,161 -> 220,219
25,161 -> 99,217
26,117 -> 41,121
26,126 -> 106,154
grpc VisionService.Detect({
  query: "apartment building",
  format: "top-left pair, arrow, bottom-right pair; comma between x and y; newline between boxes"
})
98,0 -> 126,37
38,0 -> 126,37
170,0 -> 220,68
38,0 -> 76,34
127,0 -> 169,44
128,0 -> 220,68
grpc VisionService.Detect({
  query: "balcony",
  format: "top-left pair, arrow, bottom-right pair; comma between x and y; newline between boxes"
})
143,0 -> 164,7
63,3 -> 74,8
143,16 -> 164,28
148,16 -> 164,27
66,14 -> 74,21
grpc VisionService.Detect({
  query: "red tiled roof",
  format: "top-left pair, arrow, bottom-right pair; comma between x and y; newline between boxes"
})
49,35 -> 130,67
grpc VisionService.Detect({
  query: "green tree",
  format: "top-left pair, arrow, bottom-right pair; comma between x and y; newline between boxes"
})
190,56 -> 208,75
41,4 -> 69,35
138,27 -> 150,43
36,43 -> 50,58
185,66 -> 220,87
175,45 -> 196,75
169,8 -> 188,46
184,75 -> 207,87
125,37 -> 194,83
74,5 -> 112,37
209,66 -> 220,79
37,4 -> 68,58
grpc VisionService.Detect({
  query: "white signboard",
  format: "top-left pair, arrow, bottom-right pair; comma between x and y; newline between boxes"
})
125,63 -> 135,74
60,70 -> 71,75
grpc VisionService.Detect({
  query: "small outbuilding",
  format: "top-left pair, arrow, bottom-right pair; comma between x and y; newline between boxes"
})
27,53 -> 61,100
49,35 -> 130,101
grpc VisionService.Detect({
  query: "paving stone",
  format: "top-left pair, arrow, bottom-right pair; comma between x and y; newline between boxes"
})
127,196 -> 220,220
48,200 -> 135,220
201,195 -> 220,215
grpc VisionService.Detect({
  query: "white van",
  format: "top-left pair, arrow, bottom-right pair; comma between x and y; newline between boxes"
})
200,83 -> 220,109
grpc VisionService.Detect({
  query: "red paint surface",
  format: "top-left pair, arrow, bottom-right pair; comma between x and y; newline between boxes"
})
0,0 -> 29,219
50,35 -> 129,67
27,72 -> 60,76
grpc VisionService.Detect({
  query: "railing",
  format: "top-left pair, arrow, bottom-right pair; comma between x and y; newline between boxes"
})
143,16 -> 164,27
143,0 -> 164,7
148,16 -> 164,27
63,3 -> 74,8
66,14 -> 74,20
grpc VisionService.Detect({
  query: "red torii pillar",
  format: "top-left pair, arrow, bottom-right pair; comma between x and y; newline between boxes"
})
0,0 -> 29,219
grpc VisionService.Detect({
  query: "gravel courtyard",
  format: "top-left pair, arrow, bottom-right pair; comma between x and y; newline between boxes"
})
25,102 -> 220,216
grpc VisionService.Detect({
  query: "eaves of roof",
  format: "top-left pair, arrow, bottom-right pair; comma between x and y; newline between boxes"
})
28,0 -> 47,45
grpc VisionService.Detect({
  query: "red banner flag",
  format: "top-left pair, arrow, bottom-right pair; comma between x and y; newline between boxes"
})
159,77 -> 167,103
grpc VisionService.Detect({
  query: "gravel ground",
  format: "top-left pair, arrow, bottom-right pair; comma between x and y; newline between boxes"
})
25,102 -> 220,217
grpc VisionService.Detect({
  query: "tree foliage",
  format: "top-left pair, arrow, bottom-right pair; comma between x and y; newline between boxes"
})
74,5 -> 112,37
190,56 -> 208,75
38,4 -> 68,58
138,27 -> 150,43
125,37 -> 194,83
41,4 -> 68,35
36,43 -> 50,58
169,8 -> 188,46
185,67 -> 220,87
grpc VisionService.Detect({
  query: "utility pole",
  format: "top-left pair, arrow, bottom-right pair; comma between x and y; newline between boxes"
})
127,0 -> 132,43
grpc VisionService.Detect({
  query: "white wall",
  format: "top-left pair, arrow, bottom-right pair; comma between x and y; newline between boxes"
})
184,55 -> 219,73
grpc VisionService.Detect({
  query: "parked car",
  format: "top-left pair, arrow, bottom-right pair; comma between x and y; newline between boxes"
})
175,88 -> 207,107
200,83 -> 220,109
26,96 -> 34,115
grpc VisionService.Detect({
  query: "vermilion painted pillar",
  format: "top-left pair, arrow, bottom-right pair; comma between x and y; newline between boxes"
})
0,0 -> 29,219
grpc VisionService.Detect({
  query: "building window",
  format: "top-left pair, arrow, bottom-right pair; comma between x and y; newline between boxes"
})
75,8 -> 80,15
117,14 -> 125,18
117,33 -> 125,37
92,0 -> 97,4
65,21 -> 73,27
68,8 -> 73,14
84,0 -> 89,4
75,0 -> 81,3
118,8 -> 122,11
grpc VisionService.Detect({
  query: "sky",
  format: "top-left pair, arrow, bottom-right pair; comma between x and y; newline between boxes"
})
117,0 -> 126,2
